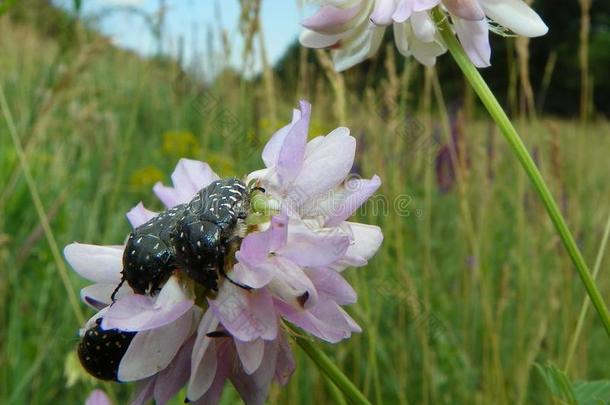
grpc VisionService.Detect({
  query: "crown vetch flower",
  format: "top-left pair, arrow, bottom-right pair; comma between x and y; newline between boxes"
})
299,0 -> 548,69
64,100 -> 382,404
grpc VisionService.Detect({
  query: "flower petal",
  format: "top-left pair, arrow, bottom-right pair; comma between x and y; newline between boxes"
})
276,101 -> 311,185
117,310 -> 192,381
275,333 -> 296,385
188,310 -> 220,402
443,0 -> 485,20
453,17 -> 491,68
153,336 -> 195,405
230,339 -> 278,405
411,10 -> 436,42
299,29 -> 343,48
286,127 -> 356,206
275,297 -> 360,343
126,202 -> 158,228
370,0 -> 397,26
153,159 -> 219,207
302,3 -> 362,35
481,0 -> 548,37
102,277 -> 194,332
279,222 -> 350,267
333,24 -> 385,72
86,389 -> 113,405
80,283 -> 128,310
191,339 -> 232,404
324,175 -> 382,226
268,256 -> 319,309
209,284 -> 278,341
64,243 -> 123,284
235,338 -> 265,375
130,379 -> 155,405
304,267 -> 357,305
262,108 -> 301,168
331,222 -> 383,271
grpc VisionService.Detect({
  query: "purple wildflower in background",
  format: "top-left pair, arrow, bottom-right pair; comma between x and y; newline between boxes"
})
64,100 -> 383,404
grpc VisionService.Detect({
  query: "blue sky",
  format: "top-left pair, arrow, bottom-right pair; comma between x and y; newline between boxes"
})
53,0 -> 308,77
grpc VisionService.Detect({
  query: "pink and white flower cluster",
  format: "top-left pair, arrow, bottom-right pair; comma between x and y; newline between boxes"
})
300,0 -> 548,69
64,100 -> 383,404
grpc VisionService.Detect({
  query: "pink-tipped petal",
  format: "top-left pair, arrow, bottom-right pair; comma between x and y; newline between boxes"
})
209,284 -> 278,342
276,101 -> 311,185
302,3 -> 362,34
126,202 -> 158,228
443,0 -> 485,20
170,159 -> 219,199
153,159 -> 219,207
64,243 -> 123,284
324,175 -> 382,226
86,389 -> 113,405
453,17 -> 491,68
304,267 -> 357,305
235,338 -> 265,375
102,277 -> 194,331
117,310 -> 192,382
289,127 -> 356,206
262,108 -> 302,168
279,224 -> 350,267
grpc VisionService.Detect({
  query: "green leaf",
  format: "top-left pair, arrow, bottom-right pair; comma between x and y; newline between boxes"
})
574,380 -> 610,405
535,363 -> 577,404
536,362 -> 610,405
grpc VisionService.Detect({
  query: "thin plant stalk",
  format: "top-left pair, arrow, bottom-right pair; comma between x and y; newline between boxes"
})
293,332 -> 372,405
431,8 -> 610,339
0,85 -> 85,324
564,211 -> 610,372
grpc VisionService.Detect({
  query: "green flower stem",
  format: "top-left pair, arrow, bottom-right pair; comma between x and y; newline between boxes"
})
431,7 -> 610,339
293,331 -> 372,405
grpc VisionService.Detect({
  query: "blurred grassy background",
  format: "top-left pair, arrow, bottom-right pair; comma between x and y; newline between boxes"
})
2,1 -> 610,404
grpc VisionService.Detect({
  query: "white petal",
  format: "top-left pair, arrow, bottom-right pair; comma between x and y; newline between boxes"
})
117,310 -> 192,381
331,222 -> 383,271
80,283 -> 128,309
299,29 -> 343,48
410,11 -> 436,43
481,0 -> 548,37
333,24 -> 385,71
64,243 -> 123,284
